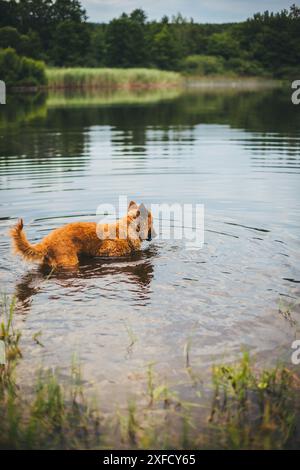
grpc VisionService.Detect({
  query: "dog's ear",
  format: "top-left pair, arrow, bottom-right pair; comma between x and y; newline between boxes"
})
128,200 -> 138,211
128,200 -> 140,219
138,203 -> 148,217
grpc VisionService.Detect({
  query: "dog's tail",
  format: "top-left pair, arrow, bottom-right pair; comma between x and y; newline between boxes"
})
10,219 -> 45,262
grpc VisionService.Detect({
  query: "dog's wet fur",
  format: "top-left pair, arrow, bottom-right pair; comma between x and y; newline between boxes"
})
10,201 -> 156,268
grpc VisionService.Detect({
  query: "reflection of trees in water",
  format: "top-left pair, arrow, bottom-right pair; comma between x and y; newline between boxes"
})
50,87 -> 300,130
0,92 -> 87,170
1,87 -> 300,163
0,92 -> 47,127
14,247 -> 156,313
50,87 -> 300,143
60,88 -> 300,157
179,88 -> 300,160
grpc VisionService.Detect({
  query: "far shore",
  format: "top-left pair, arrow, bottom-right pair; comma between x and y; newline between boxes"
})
9,68 -> 285,93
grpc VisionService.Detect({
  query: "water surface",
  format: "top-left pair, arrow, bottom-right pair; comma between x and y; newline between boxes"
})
0,85 -> 300,403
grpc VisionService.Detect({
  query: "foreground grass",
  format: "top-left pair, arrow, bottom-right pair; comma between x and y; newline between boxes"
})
208,353 -> 298,449
46,68 -> 182,90
1,295 -> 299,449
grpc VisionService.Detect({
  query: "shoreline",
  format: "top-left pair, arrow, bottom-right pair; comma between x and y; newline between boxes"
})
10,77 -> 283,94
185,76 -> 283,89
8,68 -> 286,94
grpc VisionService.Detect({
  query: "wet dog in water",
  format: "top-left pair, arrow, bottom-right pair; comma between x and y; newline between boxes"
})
10,201 -> 156,268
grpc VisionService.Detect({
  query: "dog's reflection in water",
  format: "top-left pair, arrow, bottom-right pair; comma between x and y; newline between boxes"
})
15,247 -> 156,313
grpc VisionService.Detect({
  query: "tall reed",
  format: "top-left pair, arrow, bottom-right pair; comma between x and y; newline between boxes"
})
46,68 -> 182,90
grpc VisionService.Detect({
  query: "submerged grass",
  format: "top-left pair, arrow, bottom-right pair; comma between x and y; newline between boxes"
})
0,295 -> 21,385
0,366 -> 102,449
1,295 -> 299,449
208,352 -> 299,449
46,68 -> 182,90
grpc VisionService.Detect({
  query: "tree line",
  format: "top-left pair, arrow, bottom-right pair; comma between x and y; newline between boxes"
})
0,0 -> 300,78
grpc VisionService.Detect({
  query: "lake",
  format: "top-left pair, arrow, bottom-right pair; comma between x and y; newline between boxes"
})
0,83 -> 300,406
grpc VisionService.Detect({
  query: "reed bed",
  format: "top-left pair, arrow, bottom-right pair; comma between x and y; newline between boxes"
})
46,68 -> 182,90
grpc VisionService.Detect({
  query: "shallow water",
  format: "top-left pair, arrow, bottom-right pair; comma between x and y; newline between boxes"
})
0,85 -> 300,403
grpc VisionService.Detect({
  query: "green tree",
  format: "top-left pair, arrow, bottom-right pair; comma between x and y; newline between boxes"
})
50,20 -> 91,66
0,27 -> 42,59
152,25 -> 181,70
130,8 -> 147,24
0,0 -> 88,61
170,13 -> 193,57
0,47 -> 46,86
88,26 -> 107,67
52,0 -> 87,23
106,11 -> 148,67
17,0 -> 53,50
0,0 -> 19,28
207,31 -> 240,59
0,26 -> 21,50
236,5 -> 300,76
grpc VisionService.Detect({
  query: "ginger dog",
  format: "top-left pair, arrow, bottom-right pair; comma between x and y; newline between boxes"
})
10,201 -> 156,268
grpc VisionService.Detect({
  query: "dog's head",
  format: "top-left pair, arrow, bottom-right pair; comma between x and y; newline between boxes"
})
127,201 -> 156,241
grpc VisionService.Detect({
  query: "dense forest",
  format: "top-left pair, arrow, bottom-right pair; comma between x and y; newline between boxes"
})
0,0 -> 300,85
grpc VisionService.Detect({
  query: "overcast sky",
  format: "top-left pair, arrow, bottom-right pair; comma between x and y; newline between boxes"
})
82,0 -> 294,23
